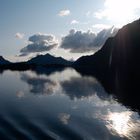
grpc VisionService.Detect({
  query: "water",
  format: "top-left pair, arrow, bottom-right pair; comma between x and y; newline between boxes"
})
0,68 -> 140,140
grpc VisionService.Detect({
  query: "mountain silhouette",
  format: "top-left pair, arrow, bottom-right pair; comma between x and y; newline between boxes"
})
74,19 -> 140,112
0,54 -> 72,72
0,56 -> 11,65
27,53 -> 72,66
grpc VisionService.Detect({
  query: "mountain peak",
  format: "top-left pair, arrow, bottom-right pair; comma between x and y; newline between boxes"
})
0,56 -> 4,60
0,56 -> 11,65
44,53 -> 53,56
28,53 -> 72,66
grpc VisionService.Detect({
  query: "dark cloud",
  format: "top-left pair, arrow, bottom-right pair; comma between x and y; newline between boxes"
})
93,27 -> 118,46
20,34 -> 58,55
60,27 -> 118,53
18,53 -> 29,57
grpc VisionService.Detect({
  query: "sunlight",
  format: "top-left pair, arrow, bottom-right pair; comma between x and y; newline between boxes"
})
107,111 -> 132,136
95,0 -> 140,27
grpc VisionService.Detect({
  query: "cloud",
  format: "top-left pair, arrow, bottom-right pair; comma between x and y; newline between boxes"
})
60,27 -> 118,53
71,20 -> 90,25
58,9 -> 70,17
71,20 -> 79,24
20,72 -> 58,95
92,24 -> 112,30
86,11 -> 91,17
58,113 -> 71,125
16,91 -> 25,98
15,32 -> 24,39
20,33 -> 58,55
18,53 -> 29,57
61,76 -> 108,100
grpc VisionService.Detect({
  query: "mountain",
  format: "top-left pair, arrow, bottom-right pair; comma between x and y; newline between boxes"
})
74,19 -> 140,78
27,53 -> 72,66
0,54 -> 72,72
0,56 -> 11,65
74,19 -> 140,111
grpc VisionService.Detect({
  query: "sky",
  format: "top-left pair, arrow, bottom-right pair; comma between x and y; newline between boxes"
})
1,0 -> 140,62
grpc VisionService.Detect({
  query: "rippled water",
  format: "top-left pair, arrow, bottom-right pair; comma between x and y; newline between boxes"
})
0,68 -> 140,140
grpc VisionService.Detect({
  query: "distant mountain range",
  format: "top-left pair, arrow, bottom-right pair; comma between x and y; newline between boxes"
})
0,53 -> 72,66
0,53 -> 73,72
27,53 -> 72,66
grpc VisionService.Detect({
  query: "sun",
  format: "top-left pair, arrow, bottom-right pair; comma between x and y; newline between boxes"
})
95,0 -> 140,27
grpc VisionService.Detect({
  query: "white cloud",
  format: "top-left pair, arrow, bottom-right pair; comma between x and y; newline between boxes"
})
92,24 -> 111,30
71,20 -> 79,24
94,0 -> 140,26
20,33 -> 58,55
58,9 -> 70,17
15,32 -> 24,39
86,11 -> 91,17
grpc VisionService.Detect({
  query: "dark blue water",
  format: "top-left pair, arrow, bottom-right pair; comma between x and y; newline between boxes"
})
0,68 -> 140,140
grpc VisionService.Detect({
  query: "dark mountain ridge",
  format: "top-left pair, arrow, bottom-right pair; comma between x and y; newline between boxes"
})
0,56 -> 11,65
0,54 -> 72,72
74,19 -> 140,112
27,53 -> 72,66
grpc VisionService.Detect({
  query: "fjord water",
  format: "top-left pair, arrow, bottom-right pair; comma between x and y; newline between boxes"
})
0,68 -> 140,140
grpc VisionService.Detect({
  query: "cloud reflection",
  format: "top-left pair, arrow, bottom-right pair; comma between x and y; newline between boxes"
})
61,76 -> 109,100
58,113 -> 71,125
16,91 -> 25,98
20,69 -> 111,101
20,72 -> 58,95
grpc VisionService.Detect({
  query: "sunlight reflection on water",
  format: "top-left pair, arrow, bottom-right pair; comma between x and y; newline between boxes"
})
105,111 -> 140,139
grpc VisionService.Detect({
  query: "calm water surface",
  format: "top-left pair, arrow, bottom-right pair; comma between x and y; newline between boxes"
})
0,68 -> 140,140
